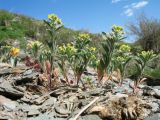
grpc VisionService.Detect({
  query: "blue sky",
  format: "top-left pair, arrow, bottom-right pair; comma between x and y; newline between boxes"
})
0,0 -> 159,36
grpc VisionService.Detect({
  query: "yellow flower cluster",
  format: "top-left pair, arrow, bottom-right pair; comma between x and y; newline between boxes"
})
86,46 -> 96,52
119,44 -> 131,52
116,56 -> 126,62
27,41 -> 42,49
78,33 -> 90,40
112,24 -> 124,34
140,50 -> 156,58
58,46 -> 65,53
48,14 -> 62,25
59,43 -> 77,55
90,47 -> 96,52
90,54 -> 96,60
10,47 -> 20,57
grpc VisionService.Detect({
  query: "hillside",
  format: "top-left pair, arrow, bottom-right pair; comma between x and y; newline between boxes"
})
0,10 -> 43,41
0,9 -> 101,47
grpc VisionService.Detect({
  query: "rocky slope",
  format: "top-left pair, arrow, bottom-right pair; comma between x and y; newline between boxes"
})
0,63 -> 160,120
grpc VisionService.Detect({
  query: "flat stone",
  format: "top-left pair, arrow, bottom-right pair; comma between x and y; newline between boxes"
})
13,69 -> 38,85
50,89 -> 67,98
27,113 -> 64,120
28,109 -> 40,117
154,89 -> 160,99
80,115 -> 102,120
145,78 -> 160,86
21,96 -> 32,103
0,111 -> 14,120
0,63 -> 12,68
153,86 -> 160,90
55,106 -> 71,115
87,88 -> 105,96
0,78 -> 4,84
11,67 -> 27,74
33,95 -> 49,105
115,93 -> 128,98
143,86 -> 155,96
0,68 -> 12,76
32,95 -> 40,99
23,69 -> 33,76
42,97 -> 57,106
144,87 -> 160,99
0,95 -> 16,110
21,92 -> 40,104
144,113 -> 160,120
0,81 -> 24,99
148,102 -> 160,112
17,103 -> 31,112
114,85 -> 132,93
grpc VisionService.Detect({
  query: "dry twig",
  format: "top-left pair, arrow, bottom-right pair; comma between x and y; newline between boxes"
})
71,97 -> 99,120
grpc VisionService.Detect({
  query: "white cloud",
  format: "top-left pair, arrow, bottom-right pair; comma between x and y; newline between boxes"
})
133,1 -> 148,9
123,1 -> 148,16
124,8 -> 133,16
112,0 -> 121,3
112,0 -> 130,4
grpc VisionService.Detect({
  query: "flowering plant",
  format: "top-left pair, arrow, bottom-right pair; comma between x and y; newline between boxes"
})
38,13 -> 64,89
27,40 -> 43,59
10,47 -> 20,67
97,25 -> 125,82
114,44 -> 132,85
133,50 -> 156,93
73,33 -> 96,85
58,43 -> 77,84
0,45 -> 12,62
58,33 -> 96,86
47,14 -> 63,30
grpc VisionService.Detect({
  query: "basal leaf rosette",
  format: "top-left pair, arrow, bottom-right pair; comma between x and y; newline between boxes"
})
27,41 -> 43,59
0,45 -> 12,62
27,41 -> 42,49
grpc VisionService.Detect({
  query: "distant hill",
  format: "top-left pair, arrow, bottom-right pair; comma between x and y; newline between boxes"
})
0,9 -> 101,47
0,10 -> 44,41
